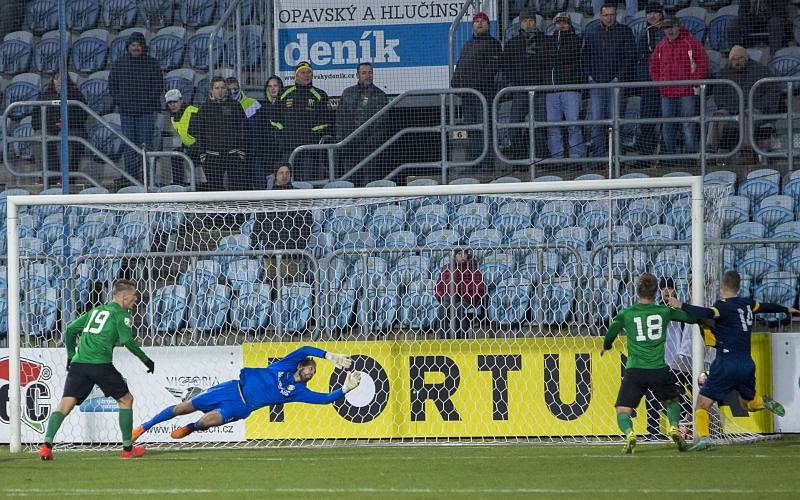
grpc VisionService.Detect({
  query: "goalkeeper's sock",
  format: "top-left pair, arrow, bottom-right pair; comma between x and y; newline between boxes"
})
695,408 -> 710,439
119,409 -> 133,448
44,411 -> 65,445
666,400 -> 682,428
747,395 -> 765,412
616,412 -> 633,435
142,405 -> 176,431
186,421 -> 199,433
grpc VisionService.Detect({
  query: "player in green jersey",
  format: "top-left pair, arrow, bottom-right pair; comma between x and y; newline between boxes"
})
601,273 -> 696,454
39,279 -> 155,460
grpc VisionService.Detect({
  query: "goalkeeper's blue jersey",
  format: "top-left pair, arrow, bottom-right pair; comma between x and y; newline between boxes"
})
238,346 -> 345,410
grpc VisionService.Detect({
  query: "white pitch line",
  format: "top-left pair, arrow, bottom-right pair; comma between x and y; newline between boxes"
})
69,453 -> 798,461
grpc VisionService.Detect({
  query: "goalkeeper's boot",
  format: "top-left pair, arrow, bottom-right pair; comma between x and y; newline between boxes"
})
38,443 -> 53,461
669,426 -> 688,452
121,445 -> 146,459
689,437 -> 712,452
131,425 -> 145,443
622,432 -> 637,455
170,425 -> 193,439
762,396 -> 786,417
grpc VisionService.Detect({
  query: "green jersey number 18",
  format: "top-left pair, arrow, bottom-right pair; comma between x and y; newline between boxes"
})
82,309 -> 111,334
633,315 -> 663,341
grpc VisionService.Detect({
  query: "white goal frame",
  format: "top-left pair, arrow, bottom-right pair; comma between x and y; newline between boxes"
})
6,176 -> 706,453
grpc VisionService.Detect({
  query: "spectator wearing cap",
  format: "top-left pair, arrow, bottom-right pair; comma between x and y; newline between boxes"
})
649,15 -> 708,156
728,0 -> 789,54
451,11 -> 502,169
502,8 -> 547,160
253,75 -> 284,186
335,62 -> 388,185
188,76 -> 249,191
164,89 -> 199,186
108,31 -> 164,187
708,45 -> 778,162
272,61 -> 333,181
633,3 -> 665,156
581,3 -> 636,157
544,12 -> 585,160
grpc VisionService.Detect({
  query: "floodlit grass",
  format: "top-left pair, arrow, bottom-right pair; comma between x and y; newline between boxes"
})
2,438 -> 799,499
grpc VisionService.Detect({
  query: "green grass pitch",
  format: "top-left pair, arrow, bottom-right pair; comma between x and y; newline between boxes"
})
2,439 -> 799,499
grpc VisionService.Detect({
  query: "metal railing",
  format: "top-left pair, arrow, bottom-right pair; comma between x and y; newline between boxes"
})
2,100 -> 196,191
749,76 -> 800,169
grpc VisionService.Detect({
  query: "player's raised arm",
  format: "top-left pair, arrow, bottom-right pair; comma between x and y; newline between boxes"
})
269,346 -> 353,371
294,371 -> 362,404
753,301 -> 800,316
601,313 -> 625,355
117,312 -> 154,373
666,295 -> 719,320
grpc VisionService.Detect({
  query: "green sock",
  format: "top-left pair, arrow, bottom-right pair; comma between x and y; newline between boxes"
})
616,412 -> 633,435
666,401 -> 682,428
44,411 -> 65,445
119,409 -> 133,448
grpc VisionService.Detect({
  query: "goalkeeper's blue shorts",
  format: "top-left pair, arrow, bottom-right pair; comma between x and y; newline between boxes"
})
191,380 -> 252,423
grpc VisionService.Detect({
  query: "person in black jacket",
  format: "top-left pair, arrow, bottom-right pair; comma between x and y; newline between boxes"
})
108,31 -> 163,185
544,12 -> 585,160
502,8 -> 547,160
251,164 -> 312,253
188,76 -> 249,191
451,11 -> 501,169
633,3 -> 665,156
32,72 -> 88,180
272,62 -> 333,181
252,75 -> 284,188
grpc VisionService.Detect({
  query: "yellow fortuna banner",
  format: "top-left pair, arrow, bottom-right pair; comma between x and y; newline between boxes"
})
243,338 -> 641,439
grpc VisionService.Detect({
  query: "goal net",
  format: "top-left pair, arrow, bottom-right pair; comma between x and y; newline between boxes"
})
3,177 -> 765,451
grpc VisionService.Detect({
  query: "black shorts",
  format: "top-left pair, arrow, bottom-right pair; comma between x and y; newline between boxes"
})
615,367 -> 681,408
63,363 -> 129,404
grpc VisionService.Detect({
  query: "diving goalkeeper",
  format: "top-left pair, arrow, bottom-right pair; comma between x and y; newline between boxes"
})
133,346 -> 361,440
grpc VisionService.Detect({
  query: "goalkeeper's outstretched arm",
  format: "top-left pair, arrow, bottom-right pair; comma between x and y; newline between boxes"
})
294,372 -> 362,404
269,346 -> 354,371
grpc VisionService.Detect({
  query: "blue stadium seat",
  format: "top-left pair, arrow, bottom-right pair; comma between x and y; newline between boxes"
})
352,256 -> 390,288
487,278 -> 530,326
768,56 -> 800,77
784,246 -> 800,274
17,236 -> 44,258
39,213 -> 75,246
33,32 -> 62,74
783,170 -> 800,213
721,195 -> 750,232
704,169 -> 737,188
22,261 -> 58,290
180,0 -> 217,28
739,168 -> 780,210
26,0 -> 59,35
391,255 -> 432,286
676,13 -> 706,41
213,233 -> 250,267
707,13 -> 736,51
2,73 -> 40,119
274,283 -> 313,333
412,204 -> 448,237
115,211 -> 150,252
336,231 -> 376,253
76,211 -> 115,245
149,26 -> 186,71
755,195 -> 794,233
50,236 -> 86,258
88,113 -> 123,158
179,259 -> 220,289
17,213 -> 38,241
66,0 -> 100,32
468,228 -> 503,254
70,29 -> 110,74
517,249 -> 560,283
21,287 -> 58,338
320,256 -> 349,290
147,284 -> 188,332
319,286 -> 356,331
446,177 -> 481,209
594,225 -> 632,249
357,283 -> 400,332
225,25 -> 263,69
653,249 -> 690,279
381,230 -> 415,263
80,71 -> 113,115
109,27 -> 146,65
754,272 -> 797,322
640,224 -> 676,253
137,0 -> 174,28
493,201 -> 532,236
578,199 -> 618,234
86,235 -> 125,282
368,205 -> 405,239
399,279 -> 438,329
366,179 -> 397,188
621,198 -> 662,233
610,249 -> 648,279
230,282 -> 272,331
737,246 -> 780,282
728,222 -> 767,251
325,206 -> 366,236
772,221 -> 800,260
189,284 -> 231,332
424,228 -> 460,248
186,26 -> 222,70
537,200 -> 575,233
164,68 -> 195,107
480,253 -> 515,289
102,0 -> 138,29
225,258 -> 262,291
218,0 -> 254,24
10,118 -> 34,160
452,202 -> 490,239
532,279 -> 574,325
305,231 -> 335,259
553,226 -> 589,255
508,227 -> 546,250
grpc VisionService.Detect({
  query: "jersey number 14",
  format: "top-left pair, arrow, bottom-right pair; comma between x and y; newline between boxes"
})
633,315 -> 663,341
83,309 -> 111,334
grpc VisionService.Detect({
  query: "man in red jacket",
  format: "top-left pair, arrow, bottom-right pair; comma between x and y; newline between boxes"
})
649,16 -> 708,156
435,249 -> 485,339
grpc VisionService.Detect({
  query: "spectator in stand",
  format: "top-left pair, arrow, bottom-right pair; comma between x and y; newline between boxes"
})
272,61 -> 333,181
32,72 -> 88,181
268,163 -> 294,190
544,12 -> 585,160
164,89 -> 199,186
336,62 -> 388,185
108,31 -> 163,187
592,0 -> 637,20
252,163 -> 312,254
451,11 -> 502,168
188,77 -> 248,191
633,3 -> 665,156
581,3 -> 636,157
502,8 -> 547,160
253,75 -> 284,184
708,46 -> 779,162
225,76 -> 261,188
435,249 -> 485,339
649,15 -> 708,156
728,0 -> 789,54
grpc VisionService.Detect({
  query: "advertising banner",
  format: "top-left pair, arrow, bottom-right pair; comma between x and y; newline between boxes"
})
273,0 -> 497,96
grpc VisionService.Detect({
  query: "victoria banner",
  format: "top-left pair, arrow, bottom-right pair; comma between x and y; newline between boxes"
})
273,0 -> 497,96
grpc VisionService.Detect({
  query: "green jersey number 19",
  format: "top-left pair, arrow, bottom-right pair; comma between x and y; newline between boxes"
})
82,309 -> 111,334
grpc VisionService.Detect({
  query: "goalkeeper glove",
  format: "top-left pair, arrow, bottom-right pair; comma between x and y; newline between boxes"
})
342,371 -> 361,393
325,352 -> 353,369
66,359 -> 72,371
144,359 -> 155,374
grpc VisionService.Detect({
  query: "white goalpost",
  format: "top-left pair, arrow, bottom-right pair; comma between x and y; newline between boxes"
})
4,177 -> 756,453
